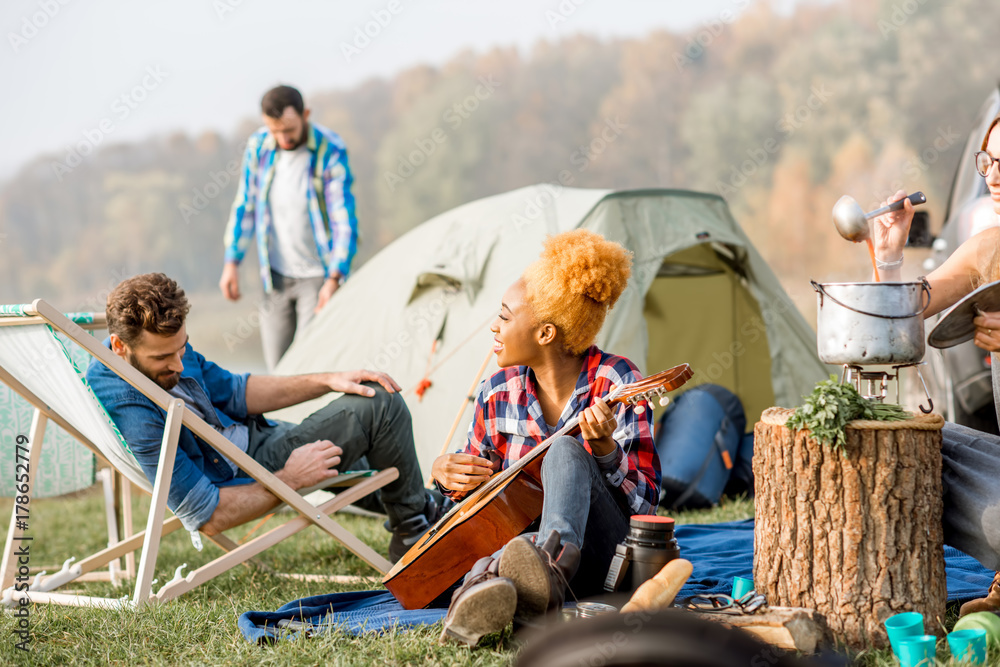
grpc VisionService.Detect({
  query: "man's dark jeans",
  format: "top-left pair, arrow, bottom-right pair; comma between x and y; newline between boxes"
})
243,382 -> 426,528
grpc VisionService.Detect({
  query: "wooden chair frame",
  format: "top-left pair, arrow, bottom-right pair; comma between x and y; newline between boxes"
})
0,300 -> 397,608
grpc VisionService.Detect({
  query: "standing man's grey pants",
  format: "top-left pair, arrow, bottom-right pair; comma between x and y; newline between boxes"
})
942,422 -> 1000,571
259,271 -> 326,371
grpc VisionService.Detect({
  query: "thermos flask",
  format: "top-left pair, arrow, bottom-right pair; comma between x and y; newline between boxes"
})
604,515 -> 680,593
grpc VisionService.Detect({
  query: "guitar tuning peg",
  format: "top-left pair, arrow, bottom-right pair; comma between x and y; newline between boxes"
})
659,396 -> 670,407
634,404 -> 646,415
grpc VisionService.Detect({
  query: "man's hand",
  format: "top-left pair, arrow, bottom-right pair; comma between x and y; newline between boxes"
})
871,189 -> 914,263
245,371 -> 402,414
973,312 -> 1000,353
315,275 -> 341,313
201,439 -> 342,535
276,439 -> 343,491
432,453 -> 494,493
579,396 -> 618,457
326,370 -> 402,397
220,261 -> 241,301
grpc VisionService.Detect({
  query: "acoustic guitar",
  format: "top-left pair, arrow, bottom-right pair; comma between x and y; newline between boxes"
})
383,363 -> 694,609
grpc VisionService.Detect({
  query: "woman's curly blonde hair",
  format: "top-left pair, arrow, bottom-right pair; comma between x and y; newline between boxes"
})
522,229 -> 632,355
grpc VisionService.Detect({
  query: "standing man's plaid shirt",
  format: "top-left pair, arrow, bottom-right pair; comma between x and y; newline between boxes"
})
223,122 -> 358,293
445,345 -> 661,515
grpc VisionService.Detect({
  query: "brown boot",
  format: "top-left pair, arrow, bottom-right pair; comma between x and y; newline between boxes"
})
961,571 -> 1000,617
498,530 -> 581,620
438,556 -> 517,647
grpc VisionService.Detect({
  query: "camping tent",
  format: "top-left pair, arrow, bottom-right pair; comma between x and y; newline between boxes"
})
273,186 -> 828,475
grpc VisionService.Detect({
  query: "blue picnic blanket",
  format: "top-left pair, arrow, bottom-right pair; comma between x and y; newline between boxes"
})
239,519 -> 995,644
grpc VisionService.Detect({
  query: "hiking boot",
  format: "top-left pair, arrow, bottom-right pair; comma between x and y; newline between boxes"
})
386,491 -> 445,563
961,571 -> 1000,617
387,514 -> 430,563
438,556 -> 517,647
498,530 -> 580,620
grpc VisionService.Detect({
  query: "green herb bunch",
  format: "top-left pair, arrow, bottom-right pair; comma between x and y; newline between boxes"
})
786,375 -> 912,453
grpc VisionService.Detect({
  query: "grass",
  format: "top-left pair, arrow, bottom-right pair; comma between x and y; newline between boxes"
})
0,488 -> 519,666
0,491 -> 983,665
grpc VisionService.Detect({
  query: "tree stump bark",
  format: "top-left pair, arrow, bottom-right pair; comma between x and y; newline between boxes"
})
753,407 -> 946,650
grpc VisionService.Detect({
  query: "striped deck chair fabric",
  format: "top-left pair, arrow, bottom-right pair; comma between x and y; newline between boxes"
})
0,301 -> 398,609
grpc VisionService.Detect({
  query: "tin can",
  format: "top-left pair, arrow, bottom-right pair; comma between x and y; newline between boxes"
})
575,602 -> 617,618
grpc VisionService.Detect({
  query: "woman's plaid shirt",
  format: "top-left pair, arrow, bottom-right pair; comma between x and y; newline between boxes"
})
449,345 -> 661,515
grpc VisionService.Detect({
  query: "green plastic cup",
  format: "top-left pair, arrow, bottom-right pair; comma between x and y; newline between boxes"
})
898,635 -> 937,667
884,612 -> 924,656
731,576 -> 753,599
948,628 -> 987,664
953,612 -> 1000,649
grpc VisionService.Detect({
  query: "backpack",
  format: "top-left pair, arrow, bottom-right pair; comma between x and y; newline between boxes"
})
724,431 -> 755,498
655,384 -> 747,510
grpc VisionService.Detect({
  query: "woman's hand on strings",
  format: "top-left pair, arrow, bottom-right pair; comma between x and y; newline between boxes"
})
580,396 -> 618,457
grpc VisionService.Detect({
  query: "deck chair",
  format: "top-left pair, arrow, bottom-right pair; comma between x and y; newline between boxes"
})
0,300 -> 398,609
0,314 -> 136,587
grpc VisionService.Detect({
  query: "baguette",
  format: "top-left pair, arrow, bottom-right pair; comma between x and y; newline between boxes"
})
620,558 -> 693,613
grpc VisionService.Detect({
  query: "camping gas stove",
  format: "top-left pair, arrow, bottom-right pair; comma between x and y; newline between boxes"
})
840,362 -> 934,413
811,280 -> 936,414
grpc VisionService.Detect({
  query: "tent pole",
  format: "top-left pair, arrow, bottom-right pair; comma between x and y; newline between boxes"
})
425,347 -> 494,487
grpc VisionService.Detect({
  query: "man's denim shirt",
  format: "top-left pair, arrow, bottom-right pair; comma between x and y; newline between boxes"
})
86,340 -> 251,532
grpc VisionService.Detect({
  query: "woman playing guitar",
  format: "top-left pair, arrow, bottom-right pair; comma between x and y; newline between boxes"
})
431,229 -> 662,646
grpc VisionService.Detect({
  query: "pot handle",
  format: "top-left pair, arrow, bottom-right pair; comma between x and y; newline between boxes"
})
810,278 -> 932,320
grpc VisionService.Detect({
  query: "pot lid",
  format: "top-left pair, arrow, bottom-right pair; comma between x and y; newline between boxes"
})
928,279 -> 1000,348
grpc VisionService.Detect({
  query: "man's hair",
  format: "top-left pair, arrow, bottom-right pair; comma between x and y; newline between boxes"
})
261,85 -> 304,119
106,273 -> 190,347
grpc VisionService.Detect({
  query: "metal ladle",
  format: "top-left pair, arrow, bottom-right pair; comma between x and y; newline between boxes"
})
832,192 -> 927,242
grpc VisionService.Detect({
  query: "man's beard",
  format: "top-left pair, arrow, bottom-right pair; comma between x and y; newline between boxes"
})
125,352 -> 180,390
285,123 -> 308,150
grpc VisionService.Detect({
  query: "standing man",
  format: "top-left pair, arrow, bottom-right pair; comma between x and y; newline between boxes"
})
220,85 -> 358,370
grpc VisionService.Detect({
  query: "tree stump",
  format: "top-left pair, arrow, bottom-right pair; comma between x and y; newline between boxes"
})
753,407 -> 946,650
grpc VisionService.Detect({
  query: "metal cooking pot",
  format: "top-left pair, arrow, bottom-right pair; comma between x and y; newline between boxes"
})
811,279 -> 931,365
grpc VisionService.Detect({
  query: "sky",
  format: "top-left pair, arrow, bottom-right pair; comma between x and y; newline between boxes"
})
0,0 -> 812,179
